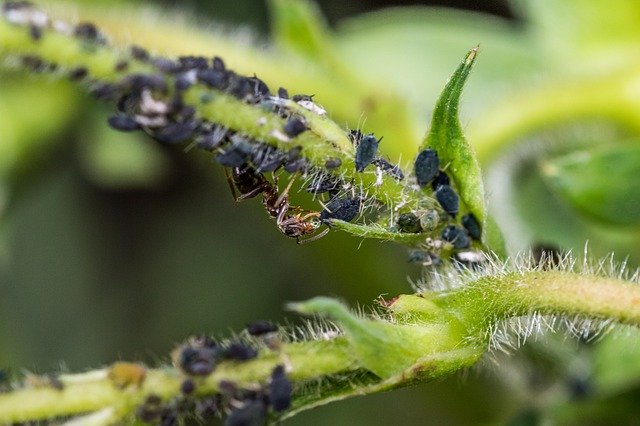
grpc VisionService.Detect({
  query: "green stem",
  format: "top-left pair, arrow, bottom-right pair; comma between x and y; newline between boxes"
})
432,270 -> 640,339
0,339 -> 357,423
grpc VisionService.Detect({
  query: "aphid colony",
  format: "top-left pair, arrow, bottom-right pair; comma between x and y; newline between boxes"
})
3,1 -> 484,262
139,322 -> 290,426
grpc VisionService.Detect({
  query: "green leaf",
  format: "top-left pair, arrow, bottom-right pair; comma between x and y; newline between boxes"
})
421,48 -> 488,234
541,144 -> 640,226
511,0 -> 640,70
268,0 -> 335,64
335,7 -> 539,115
288,297 -> 476,379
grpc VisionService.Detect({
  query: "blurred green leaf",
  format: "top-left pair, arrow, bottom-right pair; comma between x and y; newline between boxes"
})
541,144 -> 640,226
421,48 -> 488,232
511,0 -> 640,71
593,329 -> 640,395
335,7 -> 539,115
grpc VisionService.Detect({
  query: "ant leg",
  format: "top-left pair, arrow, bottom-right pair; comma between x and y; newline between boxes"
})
275,174 -> 297,209
297,227 -> 330,245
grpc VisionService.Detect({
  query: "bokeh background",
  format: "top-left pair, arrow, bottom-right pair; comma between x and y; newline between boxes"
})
3,0 -> 640,424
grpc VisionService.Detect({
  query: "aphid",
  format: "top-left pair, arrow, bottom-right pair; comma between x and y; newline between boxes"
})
196,396 -> 219,419
225,399 -> 267,426
320,197 -> 361,223
372,158 -> 405,181
283,116 -> 307,138
68,67 -> 88,81
137,395 -> 163,423
324,158 -> 342,169
160,408 -> 178,426
108,362 -> 147,389
283,146 -> 308,173
121,73 -> 167,93
246,320 -> 277,336
91,82 -> 118,100
212,56 -> 225,71
277,87 -> 289,99
226,165 -> 270,201
154,57 -> 181,74
216,139 -> 254,167
114,59 -> 129,72
28,24 -> 41,40
431,170 -> 450,190
178,345 -> 218,376
414,149 -> 439,186
223,343 -> 257,361
108,114 -> 140,132
248,75 -> 270,100
180,378 -> 195,395
130,45 -> 150,62
251,144 -> 286,173
397,213 -> 422,233
419,209 -> 439,231
435,184 -> 459,217
291,94 -> 313,102
196,126 -> 228,151
197,68 -> 228,90
49,375 -> 64,391
73,22 -> 100,43
268,365 -> 292,412
531,243 -> 562,270
355,134 -> 380,172
441,225 -> 470,249
461,213 -> 481,240
178,55 -> 209,71
152,121 -> 197,145
306,174 -> 340,195
408,250 -> 441,266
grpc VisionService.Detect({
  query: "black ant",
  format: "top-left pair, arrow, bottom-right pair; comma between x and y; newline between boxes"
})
226,165 -> 329,243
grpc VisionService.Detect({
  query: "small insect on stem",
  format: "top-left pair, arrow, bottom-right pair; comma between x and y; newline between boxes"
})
226,166 -> 327,243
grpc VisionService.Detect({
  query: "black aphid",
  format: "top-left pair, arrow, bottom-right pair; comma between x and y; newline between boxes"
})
212,56 -> 225,71
198,68 -> 228,90
114,60 -> 129,72
90,83 -> 118,100
431,170 -> 450,190
180,378 -> 195,395
397,213 -> 422,233
196,127 -> 227,151
130,45 -> 150,62
227,74 -> 255,100
248,75 -> 270,99
159,408 -> 178,426
461,213 -> 481,240
283,116 -> 307,138
223,343 -> 258,361
435,185 -> 459,217
107,114 -> 140,132
225,399 -> 267,426
306,175 -> 340,195
320,198 -> 360,223
136,395 -> 163,423
441,225 -> 470,249
373,158 -> 405,181
292,94 -> 313,102
73,22 -> 100,42
121,73 -> 167,93
277,87 -> 289,99
216,140 -> 254,167
355,134 -> 379,172
251,145 -> 285,172
269,365 -> 292,412
178,55 -> 209,71
196,396 -> 219,420
153,57 -> 180,74
414,149 -> 439,186
28,24 -> 41,40
179,345 -> 218,376
324,158 -> 342,169
283,146 -> 308,173
246,320 -> 277,336
152,121 -> 197,144
408,250 -> 441,266
68,67 -> 88,81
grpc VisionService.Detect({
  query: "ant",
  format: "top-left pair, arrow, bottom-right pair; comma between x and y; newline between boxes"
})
226,165 -> 329,243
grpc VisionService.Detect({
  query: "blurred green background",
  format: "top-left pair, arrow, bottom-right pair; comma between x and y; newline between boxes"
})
3,0 -> 640,424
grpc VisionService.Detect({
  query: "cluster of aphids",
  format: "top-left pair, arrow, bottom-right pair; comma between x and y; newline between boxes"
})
408,148 -> 484,268
140,321 -> 291,425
